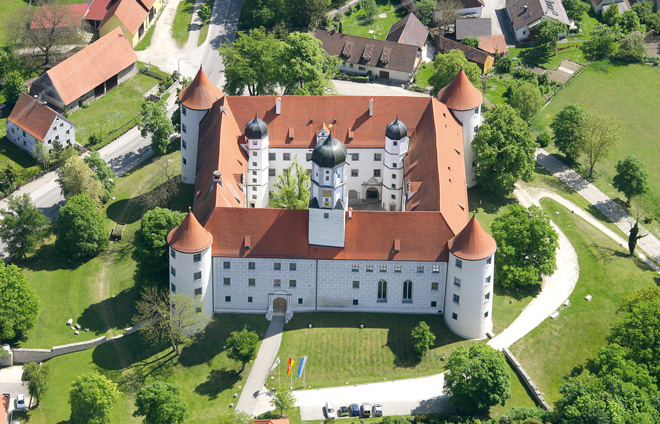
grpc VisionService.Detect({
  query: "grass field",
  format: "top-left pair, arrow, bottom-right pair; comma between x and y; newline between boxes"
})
483,73 -> 512,107
509,42 -> 586,69
0,0 -> 87,44
343,0 -> 406,40
414,62 -> 433,88
510,198 -> 658,405
172,0 -> 196,47
0,136 -> 38,171
68,74 -> 159,146
135,22 -> 157,51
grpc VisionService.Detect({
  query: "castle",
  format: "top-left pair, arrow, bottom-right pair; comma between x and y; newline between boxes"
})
167,67 -> 496,340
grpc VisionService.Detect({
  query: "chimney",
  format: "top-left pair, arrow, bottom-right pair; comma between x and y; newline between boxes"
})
369,99 -> 373,117
348,207 -> 353,219
276,97 -> 281,115
213,170 -> 223,186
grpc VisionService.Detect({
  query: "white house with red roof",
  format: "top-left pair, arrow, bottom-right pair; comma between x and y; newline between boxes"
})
167,68 -> 495,340
6,93 -> 75,157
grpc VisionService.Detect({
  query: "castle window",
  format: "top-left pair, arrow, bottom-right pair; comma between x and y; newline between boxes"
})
182,124 -> 187,133
432,265 -> 440,273
374,169 -> 381,177
380,264 -> 387,272
269,153 -> 276,161
273,279 -> 281,287
393,141 -> 398,146
171,266 -> 176,276
306,153 -> 312,161
453,294 -> 459,304
194,288 -> 202,297
171,283 -> 176,292
351,169 -> 359,177
377,279 -> 387,302
391,195 -> 396,200
289,280 -> 297,287
431,301 -> 437,307
352,153 -> 359,161
487,256 -> 492,265
431,282 -> 439,290
248,278 -> 256,286
289,263 -> 297,271
182,106 -> 187,115
252,140 -> 257,145
223,261 -> 231,269
223,277 -> 230,285
454,277 -> 461,287
324,213 -> 329,218
485,292 -> 491,301
455,259 -> 462,269
225,296 -> 231,302
391,184 -> 396,189
392,173 -> 396,179
252,162 -> 257,167
193,253 -> 201,263
182,139 -> 187,149
352,264 -> 359,272
252,178 -> 257,183
274,262 -> 281,270
298,298 -> 303,304
374,153 -> 381,161
403,280 -> 413,301
474,107 -> 479,115
486,276 -> 491,284
252,171 -> 257,176
353,299 -> 359,306
252,195 -> 257,199
248,296 -> 253,303
248,262 -> 256,270
452,313 -> 458,320
269,169 -> 276,176
484,311 -> 489,318
326,176 -> 330,182
417,265 -> 424,273
170,249 -> 175,259
394,264 -> 402,273
194,272 -> 202,280
252,151 -> 257,156
474,126 -> 479,135
283,153 -> 291,161
366,264 -> 373,272
353,281 -> 360,288
182,158 -> 187,166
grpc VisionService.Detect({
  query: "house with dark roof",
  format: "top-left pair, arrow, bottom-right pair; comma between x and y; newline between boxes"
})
6,93 -> 75,156
434,35 -> 494,72
455,19 -> 508,55
506,0 -> 570,41
597,0 -> 630,15
386,13 -> 429,51
98,0 -> 162,47
315,30 -> 420,82
29,27 -> 138,111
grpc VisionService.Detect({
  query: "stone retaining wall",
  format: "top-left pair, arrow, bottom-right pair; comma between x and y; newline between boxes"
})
503,347 -> 552,410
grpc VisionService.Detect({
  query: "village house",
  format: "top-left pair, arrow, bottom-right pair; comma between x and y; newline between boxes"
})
385,13 -> 430,52
506,0 -> 570,42
99,0 -> 162,47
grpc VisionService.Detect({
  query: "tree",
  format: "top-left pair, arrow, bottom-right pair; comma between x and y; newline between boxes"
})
269,158 -> 311,209
362,0 -> 378,22
0,194 -> 49,259
57,155 -> 103,205
492,204 -> 559,289
285,0 -> 329,29
535,19 -> 566,57
84,151 -> 116,204
429,50 -> 481,96
139,100 -> 174,156
415,0 -> 437,25
0,45 -> 22,77
536,130 -> 551,148
459,36 -> 480,49
581,24 -> 619,59
270,386 -> 296,417
23,363 -> 51,407
613,155 -> 648,206
198,3 -> 212,21
472,104 -> 536,196
435,0 -> 463,34
4,71 -> 27,106
577,110 -> 623,179
507,81 -> 544,121
133,381 -> 188,424
219,28 -> 282,96
0,162 -> 21,196
0,261 -> 39,340
443,344 -> 511,413
632,1 -> 660,30
550,104 -> 585,161
55,193 -> 108,262
628,220 -> 645,256
562,0 -> 589,22
134,287 -> 209,355
602,2 -> 619,25
33,141 -> 52,169
411,321 -> 435,357
279,32 -> 338,95
618,9 -> 645,34
226,328 -> 259,372
69,372 -> 120,424
495,55 -> 513,73
618,30 -> 645,62
589,344 -> 657,396
132,207 -> 185,287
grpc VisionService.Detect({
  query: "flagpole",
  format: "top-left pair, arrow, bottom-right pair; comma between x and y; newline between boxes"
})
279,360 -> 281,386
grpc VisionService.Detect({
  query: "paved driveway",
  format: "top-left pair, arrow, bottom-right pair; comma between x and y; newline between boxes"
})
0,366 -> 28,413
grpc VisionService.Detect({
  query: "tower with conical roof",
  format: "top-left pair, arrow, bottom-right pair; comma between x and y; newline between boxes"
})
308,128 -> 348,248
383,116 -> 410,211
245,114 -> 270,208
167,212 -> 214,318
178,67 -> 224,184
444,214 -> 496,339
437,69 -> 483,188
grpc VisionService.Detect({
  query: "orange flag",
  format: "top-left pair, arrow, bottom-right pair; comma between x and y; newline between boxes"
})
286,357 -> 294,376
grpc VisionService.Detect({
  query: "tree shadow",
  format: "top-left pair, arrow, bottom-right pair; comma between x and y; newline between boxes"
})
15,243 -> 81,272
467,185 -> 517,216
77,287 -> 139,334
494,282 -> 541,301
194,368 -> 241,399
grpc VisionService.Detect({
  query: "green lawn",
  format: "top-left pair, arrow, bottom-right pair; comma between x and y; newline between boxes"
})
342,0 -> 406,40
135,21 -> 157,51
509,41 -> 587,70
68,73 -> 159,146
414,61 -> 433,88
483,73 -> 513,107
572,10 -> 599,39
0,136 -> 38,171
509,198 -> 658,405
172,0 -> 196,48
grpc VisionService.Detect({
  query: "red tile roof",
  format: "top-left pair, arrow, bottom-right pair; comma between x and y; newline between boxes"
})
167,212 -> 213,253
448,215 -> 496,260
478,35 -> 508,54
87,0 -> 113,21
44,27 -> 137,106
437,68 -> 483,111
1,395 -> 7,424
434,35 -> 492,69
30,4 -> 89,29
8,93 -> 72,141
179,68 -> 224,110
100,0 -> 150,35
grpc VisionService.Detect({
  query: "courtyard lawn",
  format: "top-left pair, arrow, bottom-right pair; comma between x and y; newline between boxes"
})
342,0 -> 406,40
509,198 -> 658,405
135,22 -> 157,51
68,73 -> 160,146
21,315 -> 270,424
172,0 -> 195,48
414,62 -> 433,88
484,73 -> 513,107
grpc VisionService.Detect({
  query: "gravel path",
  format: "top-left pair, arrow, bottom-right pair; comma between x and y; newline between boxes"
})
137,0 -> 182,65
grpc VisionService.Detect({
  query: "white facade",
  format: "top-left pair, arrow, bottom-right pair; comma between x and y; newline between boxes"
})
6,115 -> 75,157
169,245 -> 214,318
338,62 -> 412,82
444,251 -> 494,339
246,131 -> 270,208
180,105 -> 210,184
450,106 -> 481,188
382,134 -> 409,211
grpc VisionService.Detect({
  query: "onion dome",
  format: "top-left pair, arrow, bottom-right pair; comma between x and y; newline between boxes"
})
386,115 -> 408,140
178,67 -> 224,111
312,131 -> 347,167
448,214 -> 496,260
437,68 -> 483,111
245,113 -> 269,139
167,212 -> 213,253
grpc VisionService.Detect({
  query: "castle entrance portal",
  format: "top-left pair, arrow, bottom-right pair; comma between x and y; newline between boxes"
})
273,297 -> 287,315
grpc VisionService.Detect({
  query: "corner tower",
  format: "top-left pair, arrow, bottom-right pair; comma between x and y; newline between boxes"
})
245,114 -> 269,208
178,67 -> 224,184
167,212 -> 214,318
383,116 -> 409,211
444,214 -> 496,339
437,69 -> 483,188
308,129 -> 348,248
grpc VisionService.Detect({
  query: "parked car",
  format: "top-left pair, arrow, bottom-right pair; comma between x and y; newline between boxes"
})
325,402 -> 336,419
15,395 -> 26,411
372,403 -> 383,417
361,403 -> 372,417
338,406 -> 349,417
349,403 -> 360,417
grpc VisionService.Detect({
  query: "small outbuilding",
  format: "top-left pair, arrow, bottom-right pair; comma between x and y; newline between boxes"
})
434,35 -> 494,73
386,13 -> 429,51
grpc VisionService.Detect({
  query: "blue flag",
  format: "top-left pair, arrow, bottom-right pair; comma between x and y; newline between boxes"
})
297,356 -> 307,378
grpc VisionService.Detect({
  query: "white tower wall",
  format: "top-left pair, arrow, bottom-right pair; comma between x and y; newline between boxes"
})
247,133 -> 270,208
451,106 -> 481,188
180,106 -> 209,184
169,245 -> 214,318
382,135 -> 409,211
444,251 -> 494,339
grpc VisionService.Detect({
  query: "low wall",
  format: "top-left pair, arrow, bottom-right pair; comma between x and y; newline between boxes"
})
12,336 -> 107,364
503,347 -> 552,410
